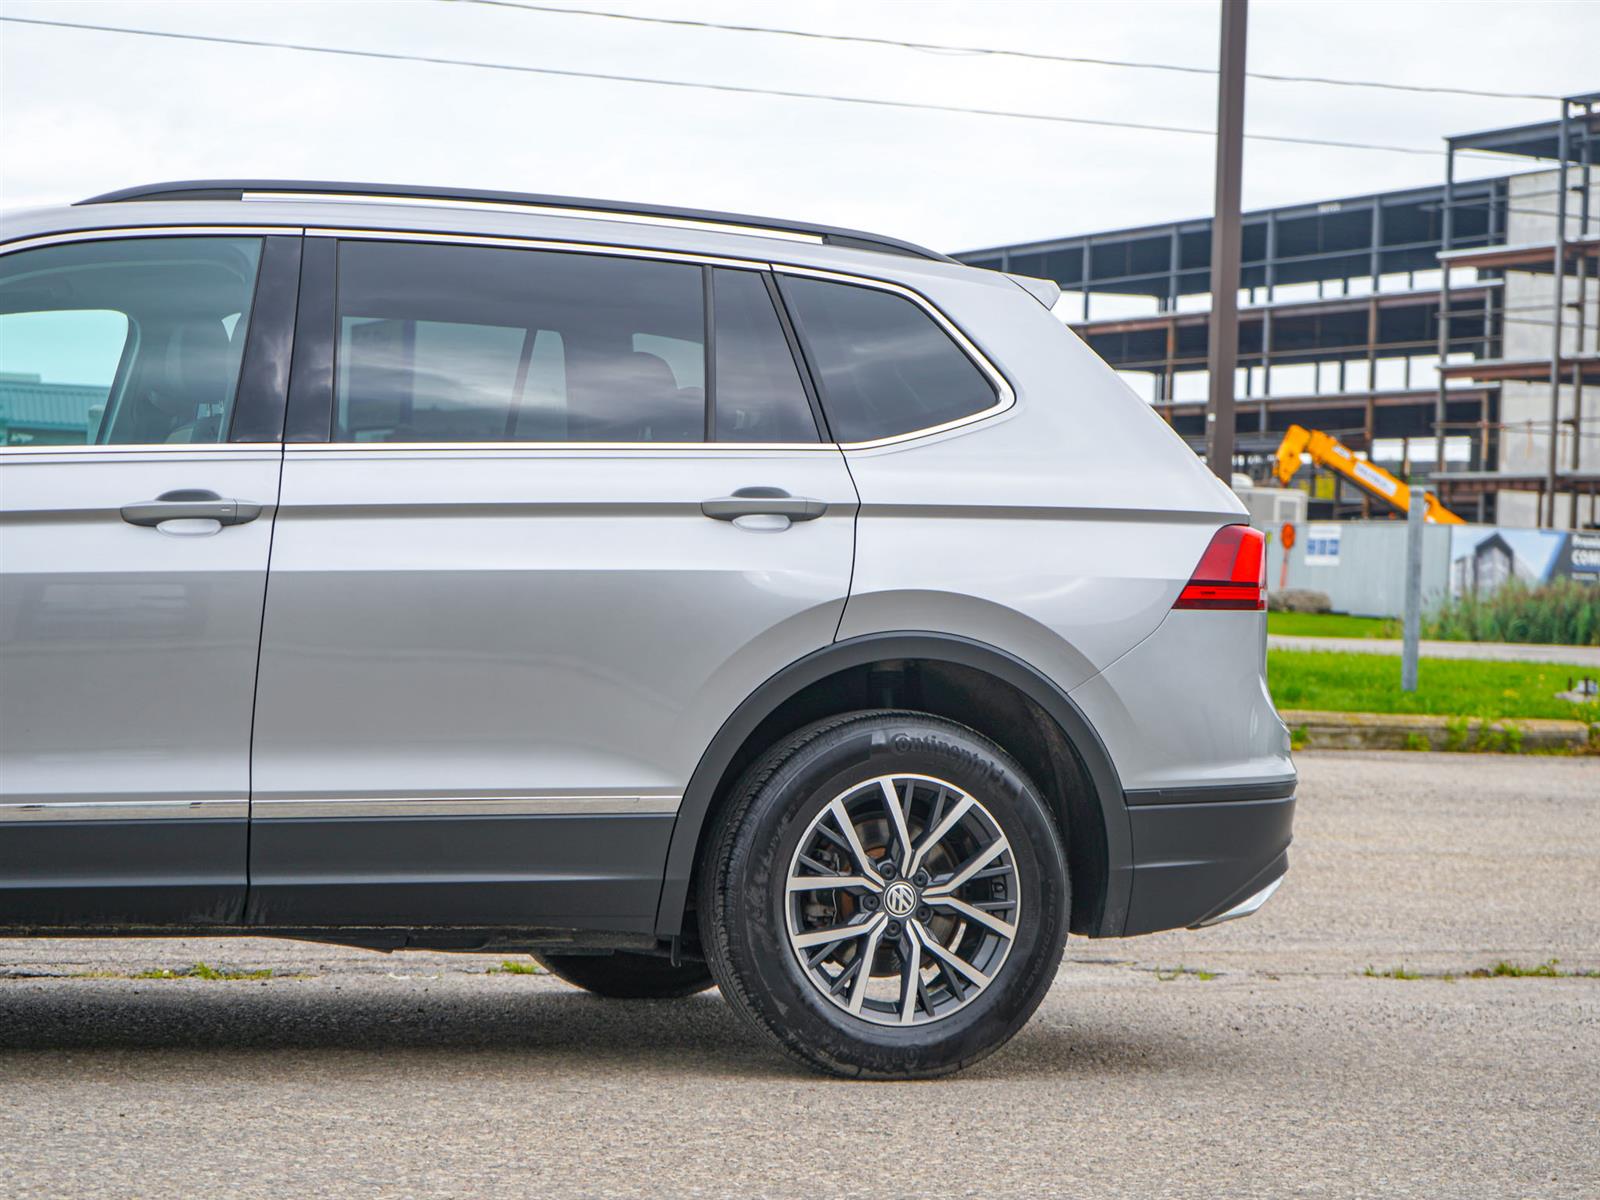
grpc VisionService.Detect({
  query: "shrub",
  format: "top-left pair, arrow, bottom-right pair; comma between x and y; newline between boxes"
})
1268,588 -> 1332,614
1427,580 -> 1600,646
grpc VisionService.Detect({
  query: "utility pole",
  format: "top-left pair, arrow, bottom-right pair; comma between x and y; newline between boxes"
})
1205,0 -> 1248,481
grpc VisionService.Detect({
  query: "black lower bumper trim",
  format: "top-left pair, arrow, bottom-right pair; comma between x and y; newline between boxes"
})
1121,793 -> 1295,936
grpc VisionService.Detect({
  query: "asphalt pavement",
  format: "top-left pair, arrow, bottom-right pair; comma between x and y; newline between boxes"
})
2,751 -> 1597,1199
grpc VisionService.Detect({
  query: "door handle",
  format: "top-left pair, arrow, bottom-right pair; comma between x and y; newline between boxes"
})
700,487 -> 826,522
120,489 -> 263,528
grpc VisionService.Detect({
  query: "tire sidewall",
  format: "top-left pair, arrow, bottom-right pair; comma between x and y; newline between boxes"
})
719,713 -> 1068,1076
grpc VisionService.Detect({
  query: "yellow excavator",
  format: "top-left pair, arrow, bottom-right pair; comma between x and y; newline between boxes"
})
1271,424 -> 1464,524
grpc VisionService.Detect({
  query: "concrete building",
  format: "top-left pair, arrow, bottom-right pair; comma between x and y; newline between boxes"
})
958,93 -> 1599,529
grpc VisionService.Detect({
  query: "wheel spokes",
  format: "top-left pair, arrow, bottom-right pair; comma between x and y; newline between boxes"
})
897,925 -> 923,1025
923,839 -> 1008,897
906,794 -> 974,877
792,912 -> 884,950
877,777 -> 915,870
827,796 -> 879,878
846,917 -> 891,1015
787,872 -> 882,894
914,921 -> 992,989
926,894 -> 1017,939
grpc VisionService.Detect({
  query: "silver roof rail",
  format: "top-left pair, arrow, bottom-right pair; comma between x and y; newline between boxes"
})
77,180 -> 954,263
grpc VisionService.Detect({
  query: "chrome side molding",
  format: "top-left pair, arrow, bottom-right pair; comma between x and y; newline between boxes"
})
249,794 -> 683,820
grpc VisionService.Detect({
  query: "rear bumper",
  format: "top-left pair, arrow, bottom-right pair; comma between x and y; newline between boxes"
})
1118,779 -> 1295,936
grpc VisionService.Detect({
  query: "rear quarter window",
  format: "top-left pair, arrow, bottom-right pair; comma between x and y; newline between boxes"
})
779,275 -> 997,443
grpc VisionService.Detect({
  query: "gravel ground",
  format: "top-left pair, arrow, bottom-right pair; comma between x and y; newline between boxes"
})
2,750 -> 1596,1199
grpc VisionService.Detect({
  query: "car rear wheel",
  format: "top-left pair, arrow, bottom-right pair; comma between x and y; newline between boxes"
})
699,710 -> 1068,1078
532,951 -> 714,999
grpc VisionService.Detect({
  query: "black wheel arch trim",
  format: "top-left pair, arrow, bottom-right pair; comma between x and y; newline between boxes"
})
652,631 -> 1134,940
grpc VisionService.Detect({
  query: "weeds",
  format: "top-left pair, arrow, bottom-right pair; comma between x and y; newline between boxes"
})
1364,959 -> 1599,981
487,959 -> 542,975
1469,959 -> 1599,979
133,962 -> 272,981
1427,580 -> 1599,647
1155,966 -> 1217,982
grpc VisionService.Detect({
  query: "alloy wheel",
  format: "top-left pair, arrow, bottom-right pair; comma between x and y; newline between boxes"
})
783,773 -> 1020,1027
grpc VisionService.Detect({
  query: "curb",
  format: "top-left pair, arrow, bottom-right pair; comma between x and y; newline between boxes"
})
1279,709 -> 1599,754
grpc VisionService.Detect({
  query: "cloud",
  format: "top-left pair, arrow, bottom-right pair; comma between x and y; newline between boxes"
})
3,0 -> 1596,251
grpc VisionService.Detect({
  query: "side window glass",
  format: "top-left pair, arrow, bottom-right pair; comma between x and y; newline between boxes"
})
0,237 -> 263,446
333,241 -> 707,443
712,269 -> 818,443
780,276 -> 996,443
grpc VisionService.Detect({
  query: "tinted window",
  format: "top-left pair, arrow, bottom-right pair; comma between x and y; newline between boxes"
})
333,241 -> 706,443
712,269 -> 817,443
781,276 -> 996,443
0,237 -> 262,446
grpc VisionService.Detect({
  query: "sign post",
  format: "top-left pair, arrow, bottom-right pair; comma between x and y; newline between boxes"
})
1401,491 -> 1426,692
1204,0 -> 1247,481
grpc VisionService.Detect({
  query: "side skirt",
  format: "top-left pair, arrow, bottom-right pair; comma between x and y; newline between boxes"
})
0,817 -> 247,927
245,812 -> 674,934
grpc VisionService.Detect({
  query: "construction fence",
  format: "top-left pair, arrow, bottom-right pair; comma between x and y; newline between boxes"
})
1267,522 -> 1600,618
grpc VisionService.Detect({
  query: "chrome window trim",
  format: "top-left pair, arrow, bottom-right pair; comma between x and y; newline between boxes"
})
0,443 -> 282,459
283,442 -> 840,456
0,799 -> 248,823
0,225 -> 296,454
251,794 -> 682,820
0,224 -> 301,256
0,223 -> 1015,454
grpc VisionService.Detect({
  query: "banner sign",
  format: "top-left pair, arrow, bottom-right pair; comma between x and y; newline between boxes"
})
1448,527 -> 1600,597
1303,523 -> 1342,566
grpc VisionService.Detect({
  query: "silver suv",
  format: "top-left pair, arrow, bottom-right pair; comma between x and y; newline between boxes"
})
0,182 -> 1294,1077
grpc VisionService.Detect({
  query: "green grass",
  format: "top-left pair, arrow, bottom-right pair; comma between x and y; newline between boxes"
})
1269,649 -> 1600,721
1267,611 -> 1399,638
1468,959 -> 1600,979
487,959 -> 542,975
1364,959 -> 1600,981
133,962 -> 273,981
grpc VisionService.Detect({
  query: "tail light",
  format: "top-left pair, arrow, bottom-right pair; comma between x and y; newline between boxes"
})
1174,524 -> 1266,611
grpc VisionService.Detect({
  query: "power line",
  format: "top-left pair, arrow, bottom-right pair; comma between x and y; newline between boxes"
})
447,0 -> 1566,103
2,15 -> 1495,161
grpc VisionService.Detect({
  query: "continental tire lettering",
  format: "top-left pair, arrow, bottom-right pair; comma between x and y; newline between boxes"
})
885,731 -> 1006,784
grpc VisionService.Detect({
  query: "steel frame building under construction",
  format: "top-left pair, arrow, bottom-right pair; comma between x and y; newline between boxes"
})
958,91 -> 1600,528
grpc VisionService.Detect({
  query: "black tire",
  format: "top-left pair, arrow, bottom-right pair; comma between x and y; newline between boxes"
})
531,951 -> 714,999
698,710 -> 1069,1079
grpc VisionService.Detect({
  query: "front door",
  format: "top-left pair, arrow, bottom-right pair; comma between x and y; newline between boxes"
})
247,236 -> 857,931
0,232 -> 296,926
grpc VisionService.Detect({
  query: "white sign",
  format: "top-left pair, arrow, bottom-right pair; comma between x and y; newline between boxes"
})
1304,523 -> 1342,566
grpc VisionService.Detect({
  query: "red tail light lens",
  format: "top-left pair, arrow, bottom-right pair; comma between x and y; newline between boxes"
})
1174,524 -> 1266,611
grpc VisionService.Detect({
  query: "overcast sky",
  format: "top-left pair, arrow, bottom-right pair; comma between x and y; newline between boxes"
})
2,0 -> 1597,253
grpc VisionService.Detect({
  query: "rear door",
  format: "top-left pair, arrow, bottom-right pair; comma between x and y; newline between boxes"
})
247,235 -> 856,931
0,232 -> 298,925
